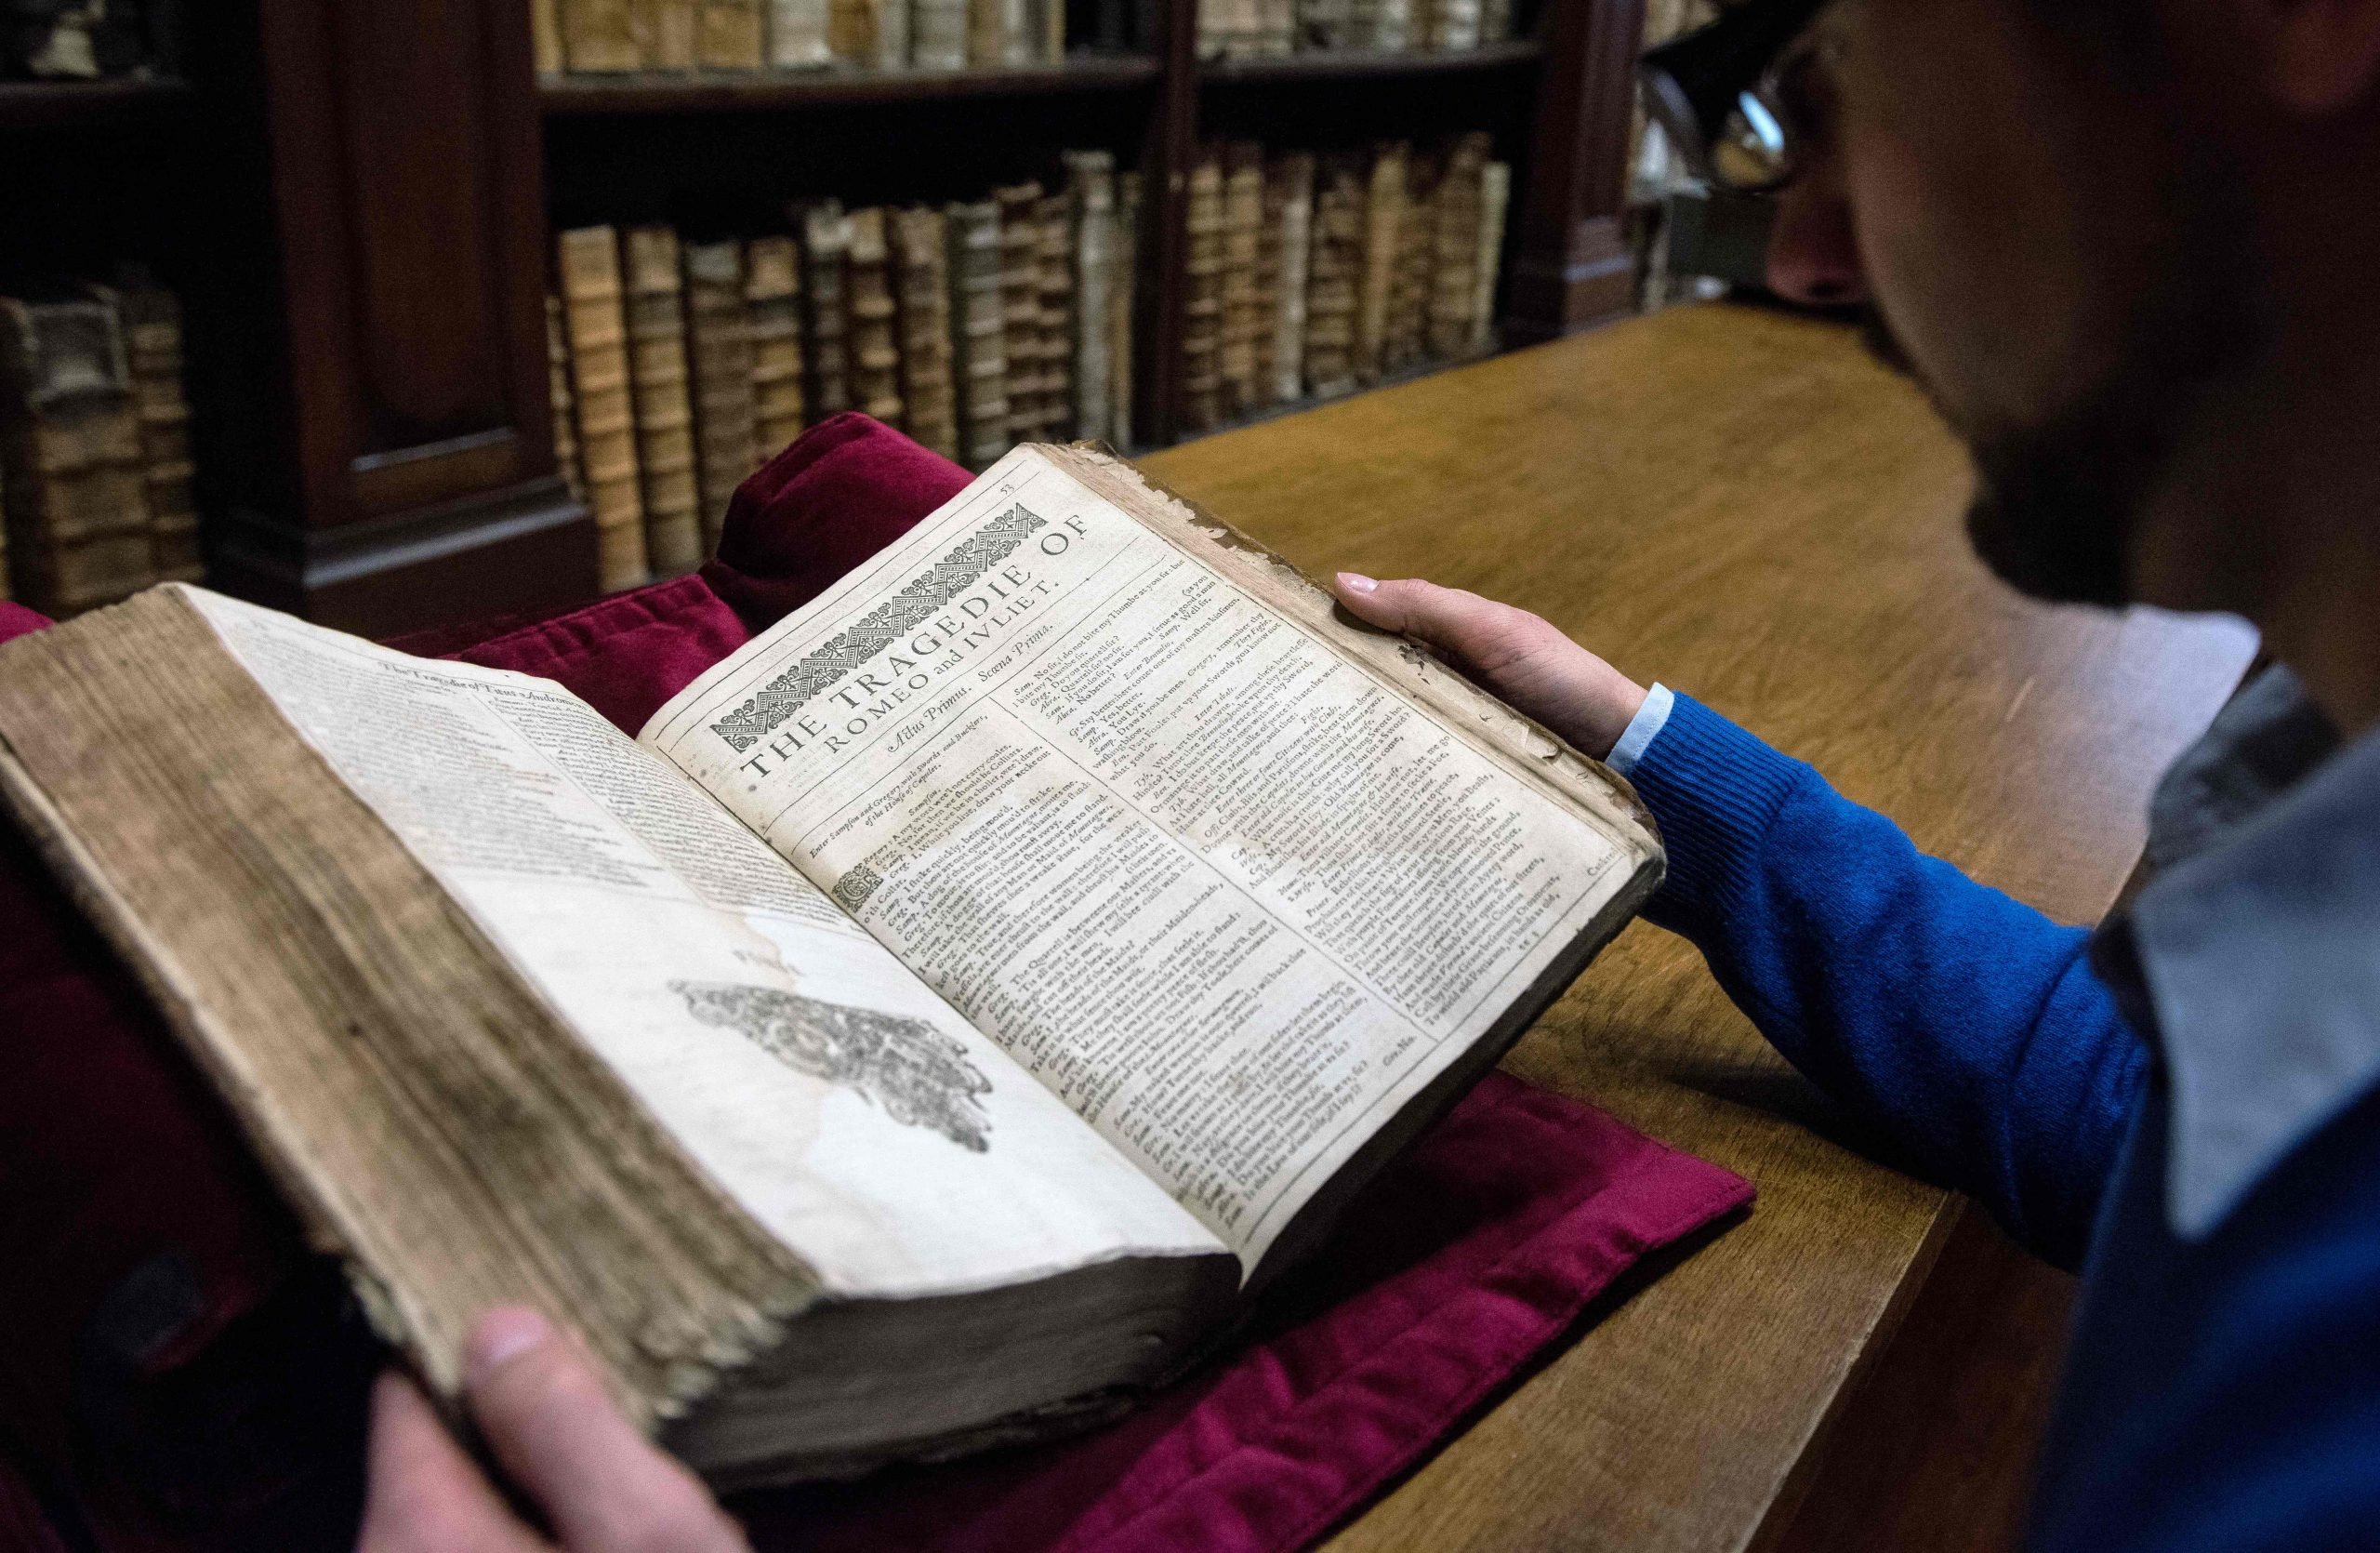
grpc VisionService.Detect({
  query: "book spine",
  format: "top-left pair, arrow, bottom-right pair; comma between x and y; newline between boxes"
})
646,0 -> 701,66
1064,152 -> 1116,442
1266,153 -> 1312,408
623,226 -> 704,577
767,0 -> 832,64
1030,192 -> 1074,442
993,183 -> 1041,444
1353,141 -> 1406,385
1179,155 -> 1223,433
546,294 -> 589,508
745,235 -> 809,462
844,208 -> 906,430
1471,160 -> 1510,354
0,295 -> 158,617
1477,0 -> 1507,42
562,0 -> 645,70
118,278 -> 205,586
1110,170 -> 1140,448
891,208 -> 959,460
533,0 -> 567,73
799,204 -> 854,421
1302,158 -> 1360,399
945,201 -> 1010,469
556,226 -> 650,591
828,0 -> 877,62
965,0 -> 1006,67
1427,132 -> 1490,359
1043,0 -> 1065,62
698,0 -> 767,66
999,0 -> 1033,64
911,0 -> 969,68
683,242 -> 759,550
1370,0 -> 1409,48
1384,147 -> 1437,372
1218,143 -> 1263,421
1295,0 -> 1353,50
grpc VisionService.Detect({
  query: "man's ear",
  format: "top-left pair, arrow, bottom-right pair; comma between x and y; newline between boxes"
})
2251,0 -> 2380,113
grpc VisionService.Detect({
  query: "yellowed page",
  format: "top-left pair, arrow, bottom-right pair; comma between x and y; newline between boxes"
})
641,448 -> 1640,1271
183,588 -> 1222,1300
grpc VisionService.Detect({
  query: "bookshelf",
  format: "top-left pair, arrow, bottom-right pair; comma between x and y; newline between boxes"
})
0,0 -> 1645,637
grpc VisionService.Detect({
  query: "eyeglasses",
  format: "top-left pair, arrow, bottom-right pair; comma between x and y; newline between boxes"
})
1639,0 -> 1834,193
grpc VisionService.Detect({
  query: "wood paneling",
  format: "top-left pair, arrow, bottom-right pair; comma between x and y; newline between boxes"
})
1508,0 -> 1644,339
1141,301 -> 2257,1551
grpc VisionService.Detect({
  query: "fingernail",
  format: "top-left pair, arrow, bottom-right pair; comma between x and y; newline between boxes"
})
467,1307 -> 550,1386
1338,572 -> 1379,595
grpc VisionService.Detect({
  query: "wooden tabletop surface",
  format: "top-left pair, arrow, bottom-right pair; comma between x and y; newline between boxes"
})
1138,304 -> 2258,1553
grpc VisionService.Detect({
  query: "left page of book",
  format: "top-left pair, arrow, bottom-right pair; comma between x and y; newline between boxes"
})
179,589 -> 1223,1304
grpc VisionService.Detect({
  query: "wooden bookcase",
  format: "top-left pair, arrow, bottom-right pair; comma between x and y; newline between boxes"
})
0,0 -> 1645,638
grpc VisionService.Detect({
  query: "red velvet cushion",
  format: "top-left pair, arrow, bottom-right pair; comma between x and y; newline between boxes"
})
0,416 -> 1751,1553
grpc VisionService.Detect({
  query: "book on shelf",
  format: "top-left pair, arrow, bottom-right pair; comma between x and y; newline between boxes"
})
547,294 -> 590,508
799,204 -> 855,425
1064,152 -> 1115,443
700,0 -> 769,67
913,0 -> 969,69
562,0 -> 644,72
1027,191 -> 1074,443
945,200 -> 1011,468
842,209 -> 906,430
557,226 -> 651,592
1383,146 -> 1436,375
1425,131 -> 1490,360
1179,155 -> 1223,432
1217,143 -> 1264,422
1266,153 -> 1314,406
646,0 -> 703,69
890,207 -> 960,461
0,294 -> 157,619
534,0 -> 568,73
9,0 -> 169,79
1110,170 -> 1141,448
685,241 -> 761,549
769,0 -> 833,66
1354,140 -> 1408,385
624,226 -> 707,577
0,443 -> 1659,1483
1303,156 -> 1360,398
747,236 -> 811,461
110,271 -> 202,586
993,182 -> 1042,445
1473,159 -> 1511,353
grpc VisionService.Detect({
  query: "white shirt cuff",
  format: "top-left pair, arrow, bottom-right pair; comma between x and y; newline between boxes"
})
1605,683 -> 1674,777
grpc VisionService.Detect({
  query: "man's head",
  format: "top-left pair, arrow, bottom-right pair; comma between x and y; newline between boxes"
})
1729,0 -> 2380,617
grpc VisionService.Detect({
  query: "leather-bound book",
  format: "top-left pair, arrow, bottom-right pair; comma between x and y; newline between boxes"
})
534,0 -> 567,73
964,0 -> 1005,67
1427,133 -> 1491,359
945,200 -> 1011,469
843,209 -> 906,431
624,227 -> 705,577
1028,191 -> 1074,443
700,0 -> 767,65
1302,156 -> 1363,398
1384,147 -> 1438,372
1179,154 -> 1223,432
1064,152 -> 1116,442
0,294 -> 155,617
993,182 -> 1042,445
828,0 -> 878,62
1353,140 -> 1408,384
890,208 -> 959,460
645,0 -> 701,66
1370,0 -> 1409,47
1266,153 -> 1314,406
768,0 -> 832,64
799,203 -> 854,421
546,294 -> 589,508
912,0 -> 969,68
112,273 -> 203,585
1218,142 -> 1264,421
1471,160 -> 1511,354
556,226 -> 649,591
1110,170 -> 1140,448
684,242 -> 759,551
563,0 -> 644,68
746,236 -> 810,461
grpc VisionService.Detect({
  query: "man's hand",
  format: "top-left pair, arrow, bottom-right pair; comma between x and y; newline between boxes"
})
1331,574 -> 1649,761
358,1308 -> 749,1553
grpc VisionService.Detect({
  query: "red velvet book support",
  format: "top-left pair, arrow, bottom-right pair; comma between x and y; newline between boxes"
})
0,417 -> 1752,1553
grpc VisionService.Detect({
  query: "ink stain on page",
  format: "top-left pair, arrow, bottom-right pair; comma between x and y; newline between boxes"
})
671,981 -> 995,1151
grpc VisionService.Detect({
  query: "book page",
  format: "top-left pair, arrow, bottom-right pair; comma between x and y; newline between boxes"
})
182,591 -> 1222,1300
642,449 -> 1640,1271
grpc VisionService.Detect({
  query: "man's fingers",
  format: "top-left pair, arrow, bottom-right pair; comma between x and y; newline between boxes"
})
358,1372 -> 547,1553
465,1308 -> 748,1553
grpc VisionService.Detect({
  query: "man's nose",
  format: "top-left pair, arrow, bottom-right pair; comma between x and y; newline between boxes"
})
1765,166 -> 1867,307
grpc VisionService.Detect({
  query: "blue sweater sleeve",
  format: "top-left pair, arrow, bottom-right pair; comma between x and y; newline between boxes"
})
1625,693 -> 2147,1269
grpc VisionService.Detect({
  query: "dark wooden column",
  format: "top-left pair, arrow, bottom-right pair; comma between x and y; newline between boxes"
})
208,0 -> 593,639
1505,0 -> 1643,342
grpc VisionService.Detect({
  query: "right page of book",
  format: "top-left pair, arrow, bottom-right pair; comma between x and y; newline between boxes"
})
642,447 -> 1649,1272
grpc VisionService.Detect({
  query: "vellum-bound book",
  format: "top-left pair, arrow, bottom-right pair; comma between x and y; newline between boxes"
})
0,445 -> 1659,1485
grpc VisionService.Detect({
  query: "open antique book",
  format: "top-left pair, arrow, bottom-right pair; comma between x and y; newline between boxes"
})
0,445 -> 1661,1484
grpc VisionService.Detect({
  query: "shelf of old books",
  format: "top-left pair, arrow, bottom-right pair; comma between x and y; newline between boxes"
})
539,55 -> 1162,113
1197,35 -> 1539,79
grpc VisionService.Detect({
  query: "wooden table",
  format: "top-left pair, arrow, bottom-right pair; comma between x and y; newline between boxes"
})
1138,304 -> 2258,1553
